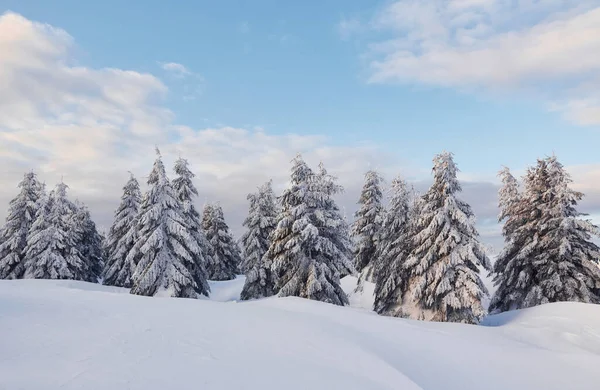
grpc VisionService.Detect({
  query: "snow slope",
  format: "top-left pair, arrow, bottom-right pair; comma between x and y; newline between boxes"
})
1,279 -> 599,390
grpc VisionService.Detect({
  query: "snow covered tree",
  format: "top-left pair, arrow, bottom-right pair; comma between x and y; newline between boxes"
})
129,149 -> 205,298
240,180 -> 277,273
267,155 -> 349,306
490,157 -> 600,313
373,176 -> 413,315
103,173 -> 141,287
403,152 -> 491,324
497,167 -> 521,238
202,203 -> 241,281
172,157 -> 211,296
72,202 -> 104,280
0,172 -> 45,279
351,170 -> 384,283
240,180 -> 278,300
22,182 -> 97,282
316,162 -> 354,278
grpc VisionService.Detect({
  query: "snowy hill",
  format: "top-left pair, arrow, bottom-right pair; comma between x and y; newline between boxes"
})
1,278 -> 599,390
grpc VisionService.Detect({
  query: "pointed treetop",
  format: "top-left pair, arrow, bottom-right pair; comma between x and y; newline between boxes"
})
155,146 -> 161,157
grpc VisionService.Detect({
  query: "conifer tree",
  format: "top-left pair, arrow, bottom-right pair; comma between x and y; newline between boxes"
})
172,157 -> 211,296
490,157 -> 600,312
267,155 -> 349,306
373,176 -> 412,315
103,174 -> 141,287
316,163 -> 355,278
0,172 -> 45,279
351,170 -> 384,283
202,203 -> 241,281
73,202 -> 104,280
240,180 -> 278,300
22,182 -> 96,281
403,152 -> 491,324
129,149 -> 204,298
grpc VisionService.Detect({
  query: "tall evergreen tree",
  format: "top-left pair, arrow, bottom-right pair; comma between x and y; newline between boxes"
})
490,157 -> 600,312
403,152 -> 491,324
240,180 -> 278,300
497,167 -> 521,238
103,174 -> 141,287
0,172 -> 45,279
316,162 -> 355,278
172,157 -> 211,296
129,149 -> 204,298
267,155 -> 349,306
22,182 -> 96,281
72,202 -> 104,280
351,170 -> 384,282
202,203 -> 241,281
373,176 -> 412,315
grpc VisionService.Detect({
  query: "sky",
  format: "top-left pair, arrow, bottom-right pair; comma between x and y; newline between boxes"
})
0,0 -> 599,252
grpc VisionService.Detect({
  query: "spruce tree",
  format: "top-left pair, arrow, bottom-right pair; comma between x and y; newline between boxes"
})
267,155 -> 349,306
403,152 -> 491,324
351,170 -> 384,283
240,180 -> 278,300
0,172 -> 44,279
316,163 -> 355,278
172,157 -> 211,296
22,182 -> 96,281
202,203 -> 241,281
373,176 -> 412,315
103,174 -> 141,287
490,157 -> 600,312
72,202 -> 104,280
129,149 -> 203,298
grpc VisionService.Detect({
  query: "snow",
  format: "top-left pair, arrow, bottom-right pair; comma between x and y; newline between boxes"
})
1,278 -> 599,390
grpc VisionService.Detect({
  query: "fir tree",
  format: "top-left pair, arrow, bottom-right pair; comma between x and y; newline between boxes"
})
0,172 -> 44,279
351,170 -> 384,283
129,149 -> 203,298
316,163 -> 354,278
373,176 -> 412,315
202,203 -> 241,281
73,202 -> 104,280
103,174 -> 141,287
490,157 -> 600,312
172,157 -> 211,296
267,155 -> 349,306
240,180 -> 278,300
22,182 -> 96,281
497,167 -> 521,238
403,152 -> 491,324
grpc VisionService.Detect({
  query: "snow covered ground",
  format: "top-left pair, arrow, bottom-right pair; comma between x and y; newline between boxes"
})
1,278 -> 599,390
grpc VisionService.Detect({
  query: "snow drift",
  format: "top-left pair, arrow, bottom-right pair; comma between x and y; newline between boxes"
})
1,278 -> 599,390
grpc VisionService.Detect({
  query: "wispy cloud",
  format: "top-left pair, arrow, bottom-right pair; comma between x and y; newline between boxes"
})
337,16 -> 362,40
159,62 -> 193,78
342,0 -> 600,126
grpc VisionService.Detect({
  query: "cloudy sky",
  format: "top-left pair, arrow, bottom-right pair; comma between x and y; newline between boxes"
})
0,0 -> 599,252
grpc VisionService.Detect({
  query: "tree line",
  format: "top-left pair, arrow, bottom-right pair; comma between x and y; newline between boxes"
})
1,150 -> 598,324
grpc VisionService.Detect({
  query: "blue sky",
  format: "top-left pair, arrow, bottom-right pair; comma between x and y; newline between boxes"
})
3,0 -> 599,174
0,0 -> 599,247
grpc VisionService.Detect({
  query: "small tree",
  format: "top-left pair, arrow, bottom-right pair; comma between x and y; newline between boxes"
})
103,174 -> 141,287
351,170 -> 384,282
129,149 -> 203,298
267,155 -> 349,306
173,157 -> 211,296
490,157 -> 600,312
403,152 -> 491,324
240,180 -> 278,300
22,182 -> 96,281
373,176 -> 412,315
202,203 -> 241,281
0,172 -> 45,279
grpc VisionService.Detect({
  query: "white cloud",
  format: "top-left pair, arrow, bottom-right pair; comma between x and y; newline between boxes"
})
337,17 -> 362,40
351,0 -> 600,125
159,62 -> 192,78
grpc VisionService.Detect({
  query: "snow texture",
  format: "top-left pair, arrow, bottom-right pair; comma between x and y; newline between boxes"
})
1,278 -> 599,390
